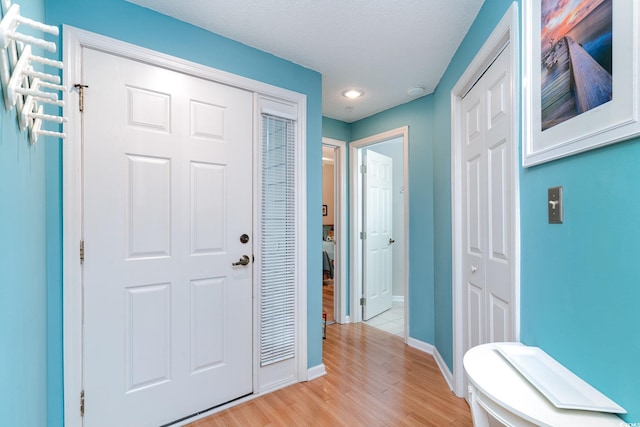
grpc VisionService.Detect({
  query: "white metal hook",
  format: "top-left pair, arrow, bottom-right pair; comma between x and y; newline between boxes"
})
0,4 -> 57,51
1,0 -> 66,142
29,105 -> 66,144
6,45 -> 64,109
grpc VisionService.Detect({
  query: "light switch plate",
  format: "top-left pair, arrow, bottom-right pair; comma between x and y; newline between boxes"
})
548,186 -> 563,224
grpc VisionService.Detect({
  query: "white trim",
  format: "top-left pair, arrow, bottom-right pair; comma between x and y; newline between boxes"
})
254,95 -> 308,390
433,347 -> 454,392
307,364 -> 328,381
322,137 -> 348,324
407,337 -> 434,355
392,295 -> 405,303
407,339 -> 454,393
349,127 -> 410,343
450,3 -> 520,398
62,26 -> 308,427
349,144 -> 362,324
254,373 -> 298,397
294,95 -> 308,382
61,25 -> 84,427
407,338 -> 453,390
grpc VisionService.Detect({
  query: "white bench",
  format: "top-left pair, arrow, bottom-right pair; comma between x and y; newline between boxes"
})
464,342 -> 625,427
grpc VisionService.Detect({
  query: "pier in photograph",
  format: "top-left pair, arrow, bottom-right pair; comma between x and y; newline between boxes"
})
566,36 -> 612,114
541,37 -> 574,130
541,36 -> 612,130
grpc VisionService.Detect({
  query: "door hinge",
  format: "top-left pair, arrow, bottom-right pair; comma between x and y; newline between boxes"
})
74,84 -> 89,112
80,390 -> 85,417
360,164 -> 366,173
80,240 -> 85,264
360,231 -> 366,240
360,297 -> 366,306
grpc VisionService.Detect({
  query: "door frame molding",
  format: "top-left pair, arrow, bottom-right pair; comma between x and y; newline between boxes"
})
322,138 -> 348,323
450,2 -> 520,398
62,26 -> 308,427
349,127 -> 409,339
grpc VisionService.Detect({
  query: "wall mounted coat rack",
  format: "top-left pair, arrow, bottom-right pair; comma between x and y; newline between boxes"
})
0,0 -> 66,144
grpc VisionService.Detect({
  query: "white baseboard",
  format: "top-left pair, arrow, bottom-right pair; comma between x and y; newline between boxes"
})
407,337 -> 434,355
392,295 -> 405,303
407,338 -> 454,392
433,347 -> 454,392
307,363 -> 327,381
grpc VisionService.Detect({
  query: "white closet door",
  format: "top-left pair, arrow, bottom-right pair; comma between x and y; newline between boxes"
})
461,46 -> 514,354
82,47 -> 253,427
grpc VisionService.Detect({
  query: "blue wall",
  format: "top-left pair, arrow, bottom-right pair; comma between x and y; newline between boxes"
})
431,0 -> 638,420
431,0 -> 516,378
4,0 -> 637,424
521,139 -> 640,421
0,0 -> 48,424
349,96 -> 436,343
331,0 -> 639,420
0,99 -> 49,427
322,117 -> 351,142
321,117 -> 351,313
42,1 -> 323,425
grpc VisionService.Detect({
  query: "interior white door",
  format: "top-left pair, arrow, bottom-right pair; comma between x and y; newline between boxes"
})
363,150 -> 394,320
461,46 -> 514,356
82,48 -> 253,427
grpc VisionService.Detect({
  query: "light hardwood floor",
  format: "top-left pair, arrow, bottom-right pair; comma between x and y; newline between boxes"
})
189,323 -> 473,426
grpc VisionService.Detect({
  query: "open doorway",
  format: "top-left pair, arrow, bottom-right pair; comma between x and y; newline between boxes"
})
322,138 -> 347,325
350,128 -> 408,340
322,145 -> 337,323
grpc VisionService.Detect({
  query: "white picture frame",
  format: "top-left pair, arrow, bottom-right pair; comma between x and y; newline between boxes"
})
522,0 -> 640,167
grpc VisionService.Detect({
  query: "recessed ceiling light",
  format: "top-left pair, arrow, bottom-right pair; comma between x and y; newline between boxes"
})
407,86 -> 426,97
342,89 -> 364,99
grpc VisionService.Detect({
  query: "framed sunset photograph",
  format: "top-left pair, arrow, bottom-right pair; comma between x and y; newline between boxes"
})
523,0 -> 640,166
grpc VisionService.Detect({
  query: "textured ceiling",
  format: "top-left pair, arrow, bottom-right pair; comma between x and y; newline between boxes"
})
127,0 -> 485,122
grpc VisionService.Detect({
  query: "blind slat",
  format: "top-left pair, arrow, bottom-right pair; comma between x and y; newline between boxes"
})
260,114 -> 297,367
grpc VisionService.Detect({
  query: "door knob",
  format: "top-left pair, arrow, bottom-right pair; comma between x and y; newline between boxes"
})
232,255 -> 251,266
388,238 -> 396,244
471,266 -> 477,273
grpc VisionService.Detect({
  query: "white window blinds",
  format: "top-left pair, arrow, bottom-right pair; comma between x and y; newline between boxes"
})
260,113 -> 297,367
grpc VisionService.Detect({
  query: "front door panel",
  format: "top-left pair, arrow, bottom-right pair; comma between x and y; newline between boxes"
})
82,48 -> 253,427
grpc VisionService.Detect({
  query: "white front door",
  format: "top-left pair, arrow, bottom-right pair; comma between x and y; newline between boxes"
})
363,150 -> 394,320
461,46 -> 514,354
82,47 -> 253,427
